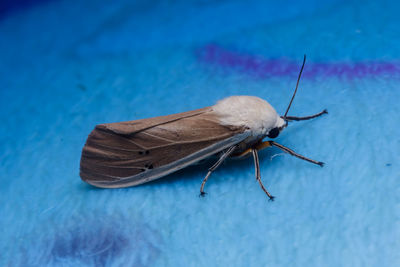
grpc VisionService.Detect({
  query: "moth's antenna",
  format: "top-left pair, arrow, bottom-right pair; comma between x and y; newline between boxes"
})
283,55 -> 306,119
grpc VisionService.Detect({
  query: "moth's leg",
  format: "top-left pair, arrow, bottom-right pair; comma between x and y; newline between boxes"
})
234,148 -> 252,158
252,149 -> 275,201
234,140 -> 272,158
200,145 -> 237,196
269,141 -> 324,166
254,140 -> 272,151
284,109 -> 327,121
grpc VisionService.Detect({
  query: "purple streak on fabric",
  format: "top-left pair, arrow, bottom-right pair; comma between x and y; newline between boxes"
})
197,44 -> 400,79
0,0 -> 53,19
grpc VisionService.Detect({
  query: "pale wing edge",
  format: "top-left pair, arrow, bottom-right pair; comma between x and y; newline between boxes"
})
84,131 -> 250,188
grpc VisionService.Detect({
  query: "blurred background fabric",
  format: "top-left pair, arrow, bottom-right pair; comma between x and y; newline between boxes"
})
1,0 -> 399,266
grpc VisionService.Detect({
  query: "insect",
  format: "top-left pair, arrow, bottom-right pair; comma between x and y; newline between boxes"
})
80,55 -> 327,200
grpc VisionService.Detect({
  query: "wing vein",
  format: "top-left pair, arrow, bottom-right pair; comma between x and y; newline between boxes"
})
140,131 -> 175,143
97,129 -> 148,149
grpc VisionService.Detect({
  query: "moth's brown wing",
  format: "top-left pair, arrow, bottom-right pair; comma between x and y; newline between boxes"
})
97,107 -> 212,135
80,108 -> 249,188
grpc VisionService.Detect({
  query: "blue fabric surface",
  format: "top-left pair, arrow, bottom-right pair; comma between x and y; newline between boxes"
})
1,0 -> 399,266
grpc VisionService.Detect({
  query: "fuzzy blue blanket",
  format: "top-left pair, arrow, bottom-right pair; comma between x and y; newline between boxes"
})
1,0 -> 399,266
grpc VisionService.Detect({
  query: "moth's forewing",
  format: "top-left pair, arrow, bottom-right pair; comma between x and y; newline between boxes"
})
80,107 -> 248,188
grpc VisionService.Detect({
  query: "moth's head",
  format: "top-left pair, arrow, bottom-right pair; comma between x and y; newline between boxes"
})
266,116 -> 286,139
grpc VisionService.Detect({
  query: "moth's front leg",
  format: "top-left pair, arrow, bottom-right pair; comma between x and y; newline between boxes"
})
269,141 -> 324,166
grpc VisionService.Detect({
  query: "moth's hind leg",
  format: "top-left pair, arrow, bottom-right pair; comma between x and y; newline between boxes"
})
252,148 -> 275,201
199,145 -> 237,197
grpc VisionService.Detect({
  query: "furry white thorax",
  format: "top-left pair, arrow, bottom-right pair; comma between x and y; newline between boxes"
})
212,96 -> 285,137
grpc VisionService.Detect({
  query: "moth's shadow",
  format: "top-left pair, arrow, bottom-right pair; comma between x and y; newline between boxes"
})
138,148 -> 280,189
79,148 -> 281,192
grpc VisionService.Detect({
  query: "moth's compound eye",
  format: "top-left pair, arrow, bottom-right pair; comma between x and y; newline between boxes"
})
267,127 -> 280,138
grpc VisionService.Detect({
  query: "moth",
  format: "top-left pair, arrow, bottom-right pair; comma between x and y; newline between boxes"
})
80,55 -> 327,200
